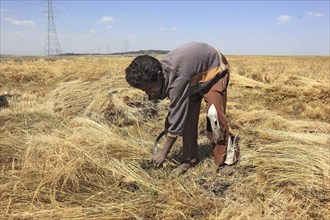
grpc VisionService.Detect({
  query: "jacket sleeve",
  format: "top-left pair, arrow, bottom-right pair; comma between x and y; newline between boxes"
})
166,75 -> 191,135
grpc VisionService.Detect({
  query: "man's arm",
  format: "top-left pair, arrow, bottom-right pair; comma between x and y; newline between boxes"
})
152,135 -> 177,168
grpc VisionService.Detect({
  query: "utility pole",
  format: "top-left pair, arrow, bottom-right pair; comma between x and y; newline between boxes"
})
125,37 -> 129,54
45,0 -> 61,56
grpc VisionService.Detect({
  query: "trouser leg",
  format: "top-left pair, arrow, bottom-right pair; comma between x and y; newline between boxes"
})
204,73 -> 229,166
181,94 -> 202,163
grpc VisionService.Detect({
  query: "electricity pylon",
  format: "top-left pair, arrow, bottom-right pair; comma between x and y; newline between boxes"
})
45,0 -> 61,56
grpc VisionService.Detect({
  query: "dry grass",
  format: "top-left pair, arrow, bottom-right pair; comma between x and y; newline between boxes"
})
0,55 -> 329,219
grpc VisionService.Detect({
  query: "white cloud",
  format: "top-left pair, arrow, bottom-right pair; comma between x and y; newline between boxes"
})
5,17 -> 35,26
308,12 -> 324,17
171,27 -> 179,31
276,15 -> 292,23
159,27 -> 165,31
106,25 -> 114,29
97,16 -> 113,23
89,29 -> 96,33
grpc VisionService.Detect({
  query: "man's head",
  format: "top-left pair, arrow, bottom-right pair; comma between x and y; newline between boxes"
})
125,55 -> 165,100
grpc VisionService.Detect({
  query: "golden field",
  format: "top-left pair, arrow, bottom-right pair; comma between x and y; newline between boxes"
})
0,55 -> 329,219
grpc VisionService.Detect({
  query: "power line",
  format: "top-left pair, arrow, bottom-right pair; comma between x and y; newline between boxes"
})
10,0 -> 45,7
54,14 -> 107,48
54,7 -> 108,47
0,11 -> 45,18
54,1 -> 125,53
53,1 -> 120,52
56,1 -> 110,43
8,0 -> 125,54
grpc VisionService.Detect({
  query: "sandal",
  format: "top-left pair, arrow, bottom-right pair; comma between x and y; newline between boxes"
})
171,159 -> 198,176
217,164 -> 236,176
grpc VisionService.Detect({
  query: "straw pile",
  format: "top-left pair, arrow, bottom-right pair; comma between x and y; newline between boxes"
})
0,55 -> 329,219
47,79 -> 159,127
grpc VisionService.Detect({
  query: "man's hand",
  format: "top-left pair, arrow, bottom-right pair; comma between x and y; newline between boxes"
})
152,152 -> 166,168
151,134 -> 177,168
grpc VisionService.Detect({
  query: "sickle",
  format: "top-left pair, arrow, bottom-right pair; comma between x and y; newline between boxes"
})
153,130 -> 167,155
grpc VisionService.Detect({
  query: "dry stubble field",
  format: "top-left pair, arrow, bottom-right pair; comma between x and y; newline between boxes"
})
0,55 -> 329,219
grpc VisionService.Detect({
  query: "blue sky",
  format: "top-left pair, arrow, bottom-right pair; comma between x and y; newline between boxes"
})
1,0 -> 329,56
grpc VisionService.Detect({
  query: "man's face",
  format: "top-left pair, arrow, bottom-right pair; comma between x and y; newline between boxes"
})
139,75 -> 165,100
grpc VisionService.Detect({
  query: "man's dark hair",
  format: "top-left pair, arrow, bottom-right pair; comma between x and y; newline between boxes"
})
125,55 -> 162,88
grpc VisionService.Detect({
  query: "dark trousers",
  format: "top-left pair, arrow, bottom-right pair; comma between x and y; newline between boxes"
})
182,73 -> 229,165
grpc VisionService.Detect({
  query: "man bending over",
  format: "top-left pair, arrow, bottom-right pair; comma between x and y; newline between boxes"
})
125,42 -> 238,174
